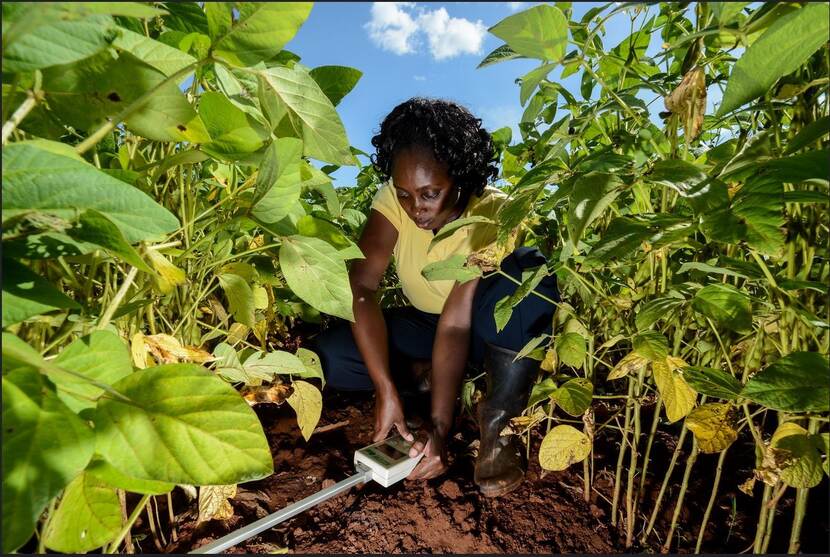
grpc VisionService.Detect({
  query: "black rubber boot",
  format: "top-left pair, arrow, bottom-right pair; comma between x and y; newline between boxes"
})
474,342 -> 540,497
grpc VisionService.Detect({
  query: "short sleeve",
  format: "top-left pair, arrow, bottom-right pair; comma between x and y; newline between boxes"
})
370,182 -> 402,230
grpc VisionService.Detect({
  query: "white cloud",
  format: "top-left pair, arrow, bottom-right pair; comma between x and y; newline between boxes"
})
364,2 -> 419,55
417,7 -> 486,60
364,3 -> 486,61
413,75 -> 427,81
507,2 -> 527,12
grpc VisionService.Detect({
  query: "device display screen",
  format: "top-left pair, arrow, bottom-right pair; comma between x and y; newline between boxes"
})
375,442 -> 408,460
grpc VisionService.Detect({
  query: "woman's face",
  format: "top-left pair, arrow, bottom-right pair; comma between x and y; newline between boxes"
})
390,146 -> 462,231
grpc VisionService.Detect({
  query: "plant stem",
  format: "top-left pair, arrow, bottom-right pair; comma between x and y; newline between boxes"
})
97,267 -> 140,330
637,396 -> 661,503
695,447 -> 729,553
661,440 -> 699,553
625,367 -> 645,547
787,417 -> 820,553
611,378 -> 634,527
642,424 -> 689,543
2,89 -> 38,144
753,483 -> 773,553
106,494 -> 150,554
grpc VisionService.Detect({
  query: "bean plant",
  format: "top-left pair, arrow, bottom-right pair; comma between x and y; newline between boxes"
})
1,1 -> 828,555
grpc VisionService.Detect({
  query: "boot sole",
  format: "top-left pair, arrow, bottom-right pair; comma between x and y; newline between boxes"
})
477,475 -> 523,498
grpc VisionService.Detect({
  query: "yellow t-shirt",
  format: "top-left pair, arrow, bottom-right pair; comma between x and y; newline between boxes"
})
370,181 -> 507,314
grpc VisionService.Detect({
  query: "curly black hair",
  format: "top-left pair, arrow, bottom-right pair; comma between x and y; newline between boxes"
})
370,97 -> 499,199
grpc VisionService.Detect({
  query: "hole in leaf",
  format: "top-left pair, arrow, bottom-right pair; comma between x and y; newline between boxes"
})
107,92 -> 121,102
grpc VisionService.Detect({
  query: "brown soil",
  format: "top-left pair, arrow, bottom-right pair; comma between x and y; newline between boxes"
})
135,391 -> 827,555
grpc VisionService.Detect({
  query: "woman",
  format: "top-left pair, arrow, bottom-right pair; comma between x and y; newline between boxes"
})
313,98 -> 560,497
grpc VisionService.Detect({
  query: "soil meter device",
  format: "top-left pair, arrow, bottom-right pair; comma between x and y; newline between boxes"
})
190,435 -> 423,554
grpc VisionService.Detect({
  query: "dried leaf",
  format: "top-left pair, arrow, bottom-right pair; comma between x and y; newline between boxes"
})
500,408 -> 546,436
144,334 -> 213,364
664,66 -> 707,140
130,332 -> 149,369
241,383 -> 292,406
198,484 -> 237,523
608,351 -> 649,380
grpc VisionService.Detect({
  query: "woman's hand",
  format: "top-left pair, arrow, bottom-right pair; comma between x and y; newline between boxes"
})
373,389 -> 413,443
406,429 -> 448,480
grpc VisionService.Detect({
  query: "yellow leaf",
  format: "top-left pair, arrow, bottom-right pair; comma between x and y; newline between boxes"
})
287,380 -> 322,441
685,403 -> 738,453
146,248 -> 186,294
227,322 -> 250,345
241,383 -> 292,406
253,286 -> 269,310
197,484 -> 237,523
540,347 -> 557,372
539,425 -> 592,471
144,334 -> 214,364
770,422 -> 823,488
653,356 -> 697,423
608,351 -> 649,380
131,332 -> 148,369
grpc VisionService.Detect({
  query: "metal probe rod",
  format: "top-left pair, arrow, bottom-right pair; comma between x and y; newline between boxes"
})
189,465 -> 373,554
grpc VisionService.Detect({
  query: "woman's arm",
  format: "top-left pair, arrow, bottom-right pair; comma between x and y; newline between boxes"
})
407,277 -> 479,479
349,210 -> 413,442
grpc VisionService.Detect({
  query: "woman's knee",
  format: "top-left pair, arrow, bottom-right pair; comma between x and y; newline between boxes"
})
311,322 -> 374,391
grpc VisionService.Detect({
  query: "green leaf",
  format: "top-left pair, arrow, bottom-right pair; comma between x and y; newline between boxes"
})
555,332 -> 587,369
43,472 -> 121,553
773,423 -> 824,488
552,378 -> 593,416
741,352 -> 829,413
2,10 -> 118,73
476,44 -> 526,69
3,141 -> 179,243
718,3 -> 829,116
421,254 -> 482,283
528,377 -> 558,408
257,65 -> 355,165
493,265 -> 548,333
113,26 -> 197,77
489,4 -> 568,62
94,364 -> 274,485
429,215 -> 495,252
243,350 -> 306,378
217,273 -> 256,328
633,331 -> 669,361
212,3 -> 312,67
2,258 -> 80,327
567,172 -> 621,249
296,215 -> 363,260
635,296 -> 684,331
50,330 -> 133,412
691,283 -> 752,333
199,91 -> 269,160
251,138 -> 304,221
86,457 -> 175,495
2,368 -> 95,553
41,51 -> 205,143
647,160 -> 724,214
519,62 -> 556,106
68,210 -> 152,273
784,116 -> 830,155
296,347 -> 325,385
205,2 -> 233,41
584,214 -> 695,267
477,43 -> 525,69
309,65 -> 363,107
764,149 -> 830,184
279,235 -> 354,321
681,367 -> 743,401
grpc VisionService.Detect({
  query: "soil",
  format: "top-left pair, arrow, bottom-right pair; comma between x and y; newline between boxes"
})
129,390 -> 829,555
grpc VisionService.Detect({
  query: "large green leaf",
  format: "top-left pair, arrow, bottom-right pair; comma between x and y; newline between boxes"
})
257,65 -> 355,165
296,215 -> 364,260
86,456 -> 175,495
112,26 -> 197,77
42,472 -> 121,553
784,116 -> 830,155
584,214 -> 695,267
2,368 -> 95,553
309,65 -> 363,107
251,138 -> 304,222
493,265 -> 548,332
94,364 -> 274,485
477,43 -> 525,69
2,8 -> 118,73
67,210 -> 152,273
212,3 -> 312,67
2,141 -> 179,243
2,258 -> 80,327
51,330 -> 134,412
555,332 -> 587,369
648,159 -> 727,214
199,91 -> 268,160
279,235 -> 354,321
489,4 -> 568,62
691,283 -> 752,333
421,254 -> 483,283
635,295 -> 684,331
428,215 -> 495,252
41,51 -> 205,143
552,378 -> 593,416
741,352 -> 829,413
519,62 -> 556,106
633,331 -> 669,361
681,367 -> 743,401
718,3 -> 830,116
567,172 -> 622,249
217,272 -> 256,328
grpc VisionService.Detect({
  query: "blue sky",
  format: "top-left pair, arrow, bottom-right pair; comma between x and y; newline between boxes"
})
274,2 -> 721,186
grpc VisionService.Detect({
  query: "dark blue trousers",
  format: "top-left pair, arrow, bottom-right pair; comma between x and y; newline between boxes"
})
312,247 -> 560,391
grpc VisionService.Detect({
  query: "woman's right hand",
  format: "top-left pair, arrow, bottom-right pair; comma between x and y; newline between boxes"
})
372,389 -> 414,443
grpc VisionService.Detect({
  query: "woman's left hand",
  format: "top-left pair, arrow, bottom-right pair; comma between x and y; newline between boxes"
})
406,429 -> 448,480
